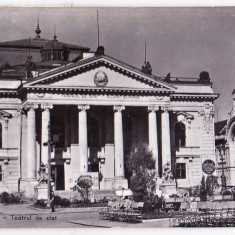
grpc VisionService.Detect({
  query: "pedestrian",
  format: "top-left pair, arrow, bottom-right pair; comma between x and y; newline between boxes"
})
50,191 -> 55,212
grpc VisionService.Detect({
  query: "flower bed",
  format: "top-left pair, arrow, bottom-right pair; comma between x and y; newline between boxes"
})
33,195 -> 108,209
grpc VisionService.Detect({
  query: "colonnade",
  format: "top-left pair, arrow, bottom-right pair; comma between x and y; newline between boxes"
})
24,103 -> 171,182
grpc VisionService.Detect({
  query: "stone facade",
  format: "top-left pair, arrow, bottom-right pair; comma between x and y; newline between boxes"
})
0,50 -> 219,197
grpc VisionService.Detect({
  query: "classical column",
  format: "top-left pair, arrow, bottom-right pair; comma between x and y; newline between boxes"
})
148,105 -> 159,176
161,105 -> 171,169
113,105 -> 125,178
78,105 -> 90,174
41,103 -> 53,165
26,104 -> 38,180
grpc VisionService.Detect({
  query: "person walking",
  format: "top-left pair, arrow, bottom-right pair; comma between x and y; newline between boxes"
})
50,191 -> 55,212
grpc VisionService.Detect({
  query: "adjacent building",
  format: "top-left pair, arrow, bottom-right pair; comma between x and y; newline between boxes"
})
215,89 -> 235,188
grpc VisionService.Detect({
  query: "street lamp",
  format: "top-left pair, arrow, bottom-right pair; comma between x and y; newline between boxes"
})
43,122 -> 55,208
216,144 -> 228,198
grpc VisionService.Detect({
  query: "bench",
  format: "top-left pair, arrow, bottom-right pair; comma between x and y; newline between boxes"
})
99,200 -> 144,223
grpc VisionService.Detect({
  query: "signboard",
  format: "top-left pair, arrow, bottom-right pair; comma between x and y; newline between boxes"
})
202,160 -> 215,174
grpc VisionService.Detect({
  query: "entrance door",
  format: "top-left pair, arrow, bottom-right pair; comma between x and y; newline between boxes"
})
52,165 -> 65,190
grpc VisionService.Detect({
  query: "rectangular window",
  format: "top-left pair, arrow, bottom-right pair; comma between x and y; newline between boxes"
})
176,163 -> 186,179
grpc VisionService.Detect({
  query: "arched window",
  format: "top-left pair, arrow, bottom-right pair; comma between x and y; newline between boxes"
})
174,122 -> 186,147
0,123 -> 2,148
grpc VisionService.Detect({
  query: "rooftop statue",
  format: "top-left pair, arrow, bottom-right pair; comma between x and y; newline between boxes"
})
141,61 -> 152,75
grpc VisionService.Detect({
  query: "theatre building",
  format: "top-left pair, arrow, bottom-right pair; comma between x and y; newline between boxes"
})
0,25 -> 219,197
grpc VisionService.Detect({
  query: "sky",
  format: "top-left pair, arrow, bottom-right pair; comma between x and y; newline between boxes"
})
0,7 -> 234,121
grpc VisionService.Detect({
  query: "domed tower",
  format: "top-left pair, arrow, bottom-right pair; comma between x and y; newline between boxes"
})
40,34 -> 70,62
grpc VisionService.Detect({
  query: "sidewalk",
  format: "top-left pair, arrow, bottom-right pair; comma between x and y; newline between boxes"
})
0,203 -> 103,215
70,218 -> 170,228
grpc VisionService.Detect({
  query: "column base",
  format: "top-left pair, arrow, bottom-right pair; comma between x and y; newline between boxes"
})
24,179 -> 38,198
114,177 -> 128,190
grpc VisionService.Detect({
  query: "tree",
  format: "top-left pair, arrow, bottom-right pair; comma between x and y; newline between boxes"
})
200,175 -> 207,201
127,144 -> 156,202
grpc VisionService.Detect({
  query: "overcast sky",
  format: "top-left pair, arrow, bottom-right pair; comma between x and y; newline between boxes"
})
0,7 -> 234,121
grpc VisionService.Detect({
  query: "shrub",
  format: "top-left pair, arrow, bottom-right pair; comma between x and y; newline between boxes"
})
54,195 -> 62,205
34,199 -> 47,208
0,192 -> 21,204
60,198 -> 71,207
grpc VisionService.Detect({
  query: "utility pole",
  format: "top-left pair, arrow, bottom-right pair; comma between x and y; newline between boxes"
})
47,122 -> 52,207
217,144 -> 227,201
43,121 -> 53,208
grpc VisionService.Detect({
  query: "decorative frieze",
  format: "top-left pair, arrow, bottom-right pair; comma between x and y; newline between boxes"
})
199,104 -> 215,133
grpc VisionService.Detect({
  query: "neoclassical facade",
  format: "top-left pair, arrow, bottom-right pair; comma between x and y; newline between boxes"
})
0,47 -> 218,197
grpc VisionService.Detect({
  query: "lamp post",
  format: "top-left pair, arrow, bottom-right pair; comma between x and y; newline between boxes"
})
43,122 -> 54,208
217,144 -> 227,199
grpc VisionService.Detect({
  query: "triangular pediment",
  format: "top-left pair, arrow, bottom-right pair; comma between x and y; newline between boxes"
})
24,55 -> 176,93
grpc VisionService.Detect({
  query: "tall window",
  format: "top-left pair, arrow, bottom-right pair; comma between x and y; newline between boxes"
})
174,122 -> 186,147
0,123 -> 2,148
176,163 -> 186,179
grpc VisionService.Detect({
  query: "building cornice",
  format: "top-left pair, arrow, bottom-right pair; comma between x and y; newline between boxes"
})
171,93 -> 219,101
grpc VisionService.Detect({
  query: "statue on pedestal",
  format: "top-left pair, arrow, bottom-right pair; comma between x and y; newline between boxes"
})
162,161 -> 175,183
38,163 -> 48,184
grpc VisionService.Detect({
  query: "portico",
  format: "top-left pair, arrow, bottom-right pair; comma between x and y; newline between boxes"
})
23,95 -> 172,195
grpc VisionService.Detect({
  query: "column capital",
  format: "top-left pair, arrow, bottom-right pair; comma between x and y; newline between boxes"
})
23,103 -> 39,111
0,117 -> 9,126
78,104 -> 90,111
41,103 -> 53,110
17,108 -> 26,116
148,105 -> 159,112
162,105 -> 171,113
113,105 -> 125,112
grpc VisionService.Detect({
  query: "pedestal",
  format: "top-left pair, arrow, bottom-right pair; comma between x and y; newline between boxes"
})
114,178 -> 128,190
159,181 -> 177,197
35,184 -> 49,200
24,180 -> 38,198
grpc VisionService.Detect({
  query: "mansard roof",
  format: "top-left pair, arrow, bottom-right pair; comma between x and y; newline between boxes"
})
0,37 -> 90,51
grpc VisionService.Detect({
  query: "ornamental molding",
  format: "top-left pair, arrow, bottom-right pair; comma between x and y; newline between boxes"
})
94,70 -> 108,87
23,103 -> 39,111
148,105 -> 159,112
199,104 -> 215,133
162,105 -> 172,113
78,105 -> 90,111
113,105 -> 125,112
41,103 -> 53,110
176,111 -> 194,122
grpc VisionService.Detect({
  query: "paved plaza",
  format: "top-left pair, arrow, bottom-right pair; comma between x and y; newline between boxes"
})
0,204 -> 169,228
